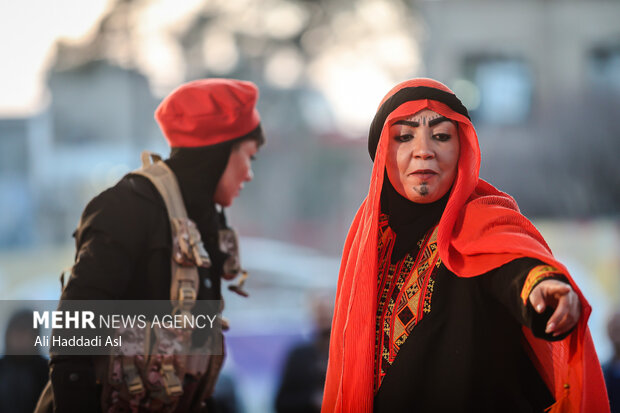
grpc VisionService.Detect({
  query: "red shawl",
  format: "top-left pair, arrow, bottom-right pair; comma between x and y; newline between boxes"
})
322,78 -> 609,412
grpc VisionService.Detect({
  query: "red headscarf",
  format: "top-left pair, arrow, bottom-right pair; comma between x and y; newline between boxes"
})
322,78 -> 609,412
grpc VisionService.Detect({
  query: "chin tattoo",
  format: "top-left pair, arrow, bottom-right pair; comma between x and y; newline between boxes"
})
416,184 -> 429,196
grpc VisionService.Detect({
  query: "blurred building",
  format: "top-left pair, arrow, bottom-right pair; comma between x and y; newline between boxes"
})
417,0 -> 620,218
0,117 -> 37,247
49,55 -> 157,149
33,45 -> 160,245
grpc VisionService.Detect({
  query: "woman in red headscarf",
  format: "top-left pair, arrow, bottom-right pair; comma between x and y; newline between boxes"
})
322,78 -> 609,412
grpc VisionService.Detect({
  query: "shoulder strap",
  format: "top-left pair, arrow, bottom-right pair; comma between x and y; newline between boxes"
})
132,151 -> 199,309
135,151 -> 188,220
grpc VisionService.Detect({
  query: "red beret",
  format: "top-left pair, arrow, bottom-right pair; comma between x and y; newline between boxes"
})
155,78 -> 261,148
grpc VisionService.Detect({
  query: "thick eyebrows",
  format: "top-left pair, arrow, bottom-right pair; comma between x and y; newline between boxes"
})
428,116 -> 451,127
393,120 -> 419,127
393,116 -> 452,128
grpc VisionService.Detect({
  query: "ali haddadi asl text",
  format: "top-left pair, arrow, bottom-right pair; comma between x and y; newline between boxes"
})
34,335 -> 121,348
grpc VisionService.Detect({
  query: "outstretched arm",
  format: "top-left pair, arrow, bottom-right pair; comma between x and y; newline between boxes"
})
482,258 -> 580,341
529,279 -> 581,338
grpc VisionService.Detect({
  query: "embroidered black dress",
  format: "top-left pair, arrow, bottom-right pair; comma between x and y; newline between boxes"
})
373,184 -> 564,413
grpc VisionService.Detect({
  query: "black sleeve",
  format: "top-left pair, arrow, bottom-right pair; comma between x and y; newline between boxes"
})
61,183 -> 149,301
60,229 -> 136,301
49,356 -> 101,413
481,257 -> 571,341
51,182 -> 150,411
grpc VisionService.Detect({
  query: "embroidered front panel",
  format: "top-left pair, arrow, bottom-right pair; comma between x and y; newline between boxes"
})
375,214 -> 395,391
375,215 -> 441,391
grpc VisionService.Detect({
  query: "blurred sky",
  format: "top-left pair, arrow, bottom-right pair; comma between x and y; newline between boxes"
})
0,0 -> 208,116
0,0 -> 107,115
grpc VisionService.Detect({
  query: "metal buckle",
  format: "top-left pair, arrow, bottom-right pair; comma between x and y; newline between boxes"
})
122,362 -> 144,395
178,285 -> 196,311
160,363 -> 183,397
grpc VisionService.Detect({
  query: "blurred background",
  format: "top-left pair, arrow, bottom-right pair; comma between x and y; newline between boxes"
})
0,0 -> 619,412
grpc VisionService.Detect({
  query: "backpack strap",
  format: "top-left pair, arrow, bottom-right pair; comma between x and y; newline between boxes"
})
132,151 -> 208,310
141,151 -> 162,167
135,151 -> 187,221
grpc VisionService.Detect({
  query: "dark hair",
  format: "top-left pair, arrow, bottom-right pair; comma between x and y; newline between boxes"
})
234,124 -> 265,148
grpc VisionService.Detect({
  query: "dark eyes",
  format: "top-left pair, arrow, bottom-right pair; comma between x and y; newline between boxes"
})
395,134 -> 414,143
433,133 -> 451,142
250,155 -> 257,161
393,133 -> 452,143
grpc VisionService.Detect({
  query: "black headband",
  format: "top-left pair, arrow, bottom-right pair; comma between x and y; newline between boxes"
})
368,86 -> 470,160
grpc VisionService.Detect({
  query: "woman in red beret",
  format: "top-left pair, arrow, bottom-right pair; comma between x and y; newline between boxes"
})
36,78 -> 264,413
322,78 -> 609,413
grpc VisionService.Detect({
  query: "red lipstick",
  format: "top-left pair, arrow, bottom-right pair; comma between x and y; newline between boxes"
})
410,169 -> 437,181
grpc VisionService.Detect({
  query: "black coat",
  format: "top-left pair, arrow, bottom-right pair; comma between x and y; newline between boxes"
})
62,173 -> 225,302
37,143 -> 234,413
